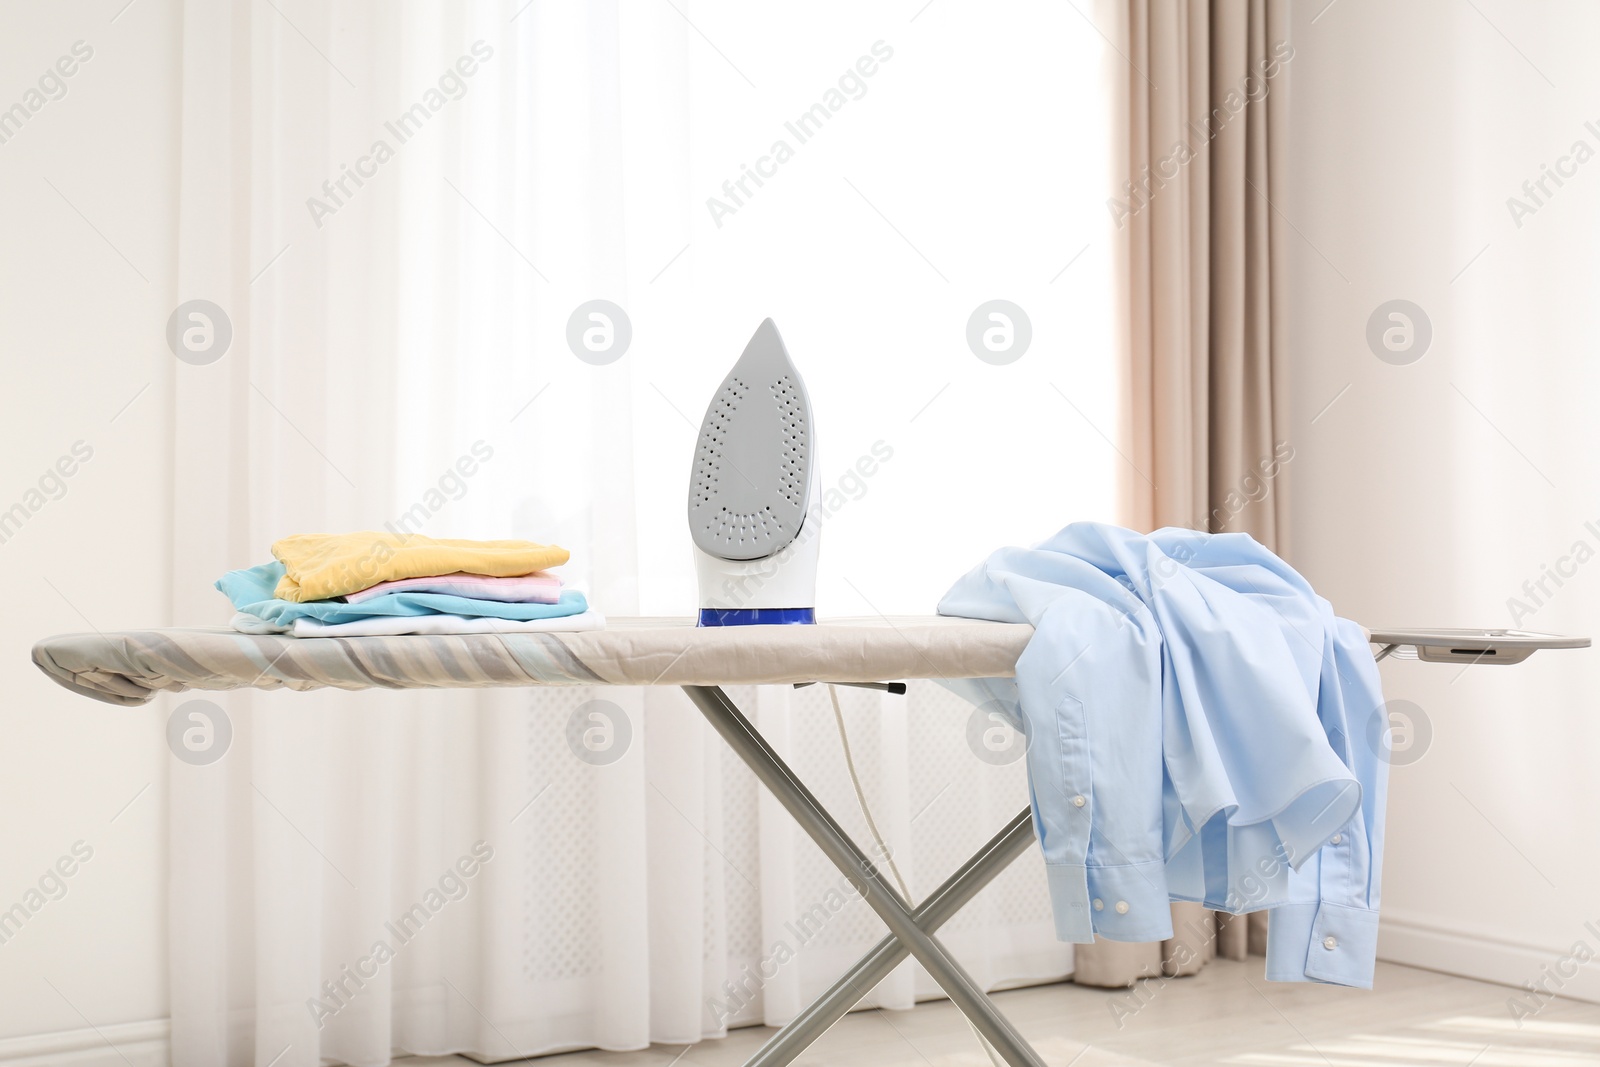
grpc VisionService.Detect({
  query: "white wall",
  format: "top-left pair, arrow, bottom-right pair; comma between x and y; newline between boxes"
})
1286,0 -> 1600,1005
0,0 -> 178,1056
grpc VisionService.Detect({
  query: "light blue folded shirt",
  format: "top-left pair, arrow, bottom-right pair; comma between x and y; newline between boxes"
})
218,561 -> 589,629
938,523 -> 1388,988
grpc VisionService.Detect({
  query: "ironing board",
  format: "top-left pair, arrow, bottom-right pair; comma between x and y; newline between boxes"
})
29,618 -> 1588,1067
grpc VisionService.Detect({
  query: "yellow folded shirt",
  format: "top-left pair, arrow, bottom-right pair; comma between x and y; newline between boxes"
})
271,532 -> 570,602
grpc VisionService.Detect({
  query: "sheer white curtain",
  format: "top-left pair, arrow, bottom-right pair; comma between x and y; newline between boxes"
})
164,2 -> 1112,1064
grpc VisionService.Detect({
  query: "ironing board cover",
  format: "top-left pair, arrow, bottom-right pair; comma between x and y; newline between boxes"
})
32,617 -> 1034,707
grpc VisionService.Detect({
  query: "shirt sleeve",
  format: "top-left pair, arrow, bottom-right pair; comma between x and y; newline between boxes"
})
1266,613 -> 1389,987
1018,597 -> 1171,944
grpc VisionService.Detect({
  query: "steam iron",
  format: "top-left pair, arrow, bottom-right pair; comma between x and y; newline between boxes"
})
689,318 -> 820,626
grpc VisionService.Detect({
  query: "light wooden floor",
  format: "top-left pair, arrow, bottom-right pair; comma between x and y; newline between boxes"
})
408,959 -> 1600,1066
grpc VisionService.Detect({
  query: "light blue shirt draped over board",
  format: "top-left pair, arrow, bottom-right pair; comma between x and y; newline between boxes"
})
939,523 -> 1389,988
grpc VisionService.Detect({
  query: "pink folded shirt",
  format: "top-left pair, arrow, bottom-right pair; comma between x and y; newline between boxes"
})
343,571 -> 563,604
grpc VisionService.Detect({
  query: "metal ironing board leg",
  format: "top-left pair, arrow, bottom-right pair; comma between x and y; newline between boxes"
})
743,807 -> 1036,1067
683,685 -> 1049,1067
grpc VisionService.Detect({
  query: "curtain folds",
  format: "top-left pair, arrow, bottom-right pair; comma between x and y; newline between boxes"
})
1082,0 -> 1292,988
164,4 -> 1072,1064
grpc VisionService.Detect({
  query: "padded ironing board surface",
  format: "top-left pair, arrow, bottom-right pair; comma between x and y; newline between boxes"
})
32,617 -> 1035,707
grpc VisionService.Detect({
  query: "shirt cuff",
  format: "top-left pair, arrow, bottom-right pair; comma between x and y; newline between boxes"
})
1047,861 -> 1173,943
1265,901 -> 1380,988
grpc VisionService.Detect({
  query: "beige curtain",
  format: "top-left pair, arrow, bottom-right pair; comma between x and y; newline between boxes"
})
1074,0 -> 1291,988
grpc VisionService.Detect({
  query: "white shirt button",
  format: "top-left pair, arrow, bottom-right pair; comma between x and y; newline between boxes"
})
1115,901 -> 1129,915
1072,794 -> 1087,808
1330,834 -> 1342,845
1323,936 -> 1338,950
1093,898 -> 1104,911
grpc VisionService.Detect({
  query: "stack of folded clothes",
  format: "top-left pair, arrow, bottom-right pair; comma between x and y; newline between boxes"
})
215,532 -> 603,637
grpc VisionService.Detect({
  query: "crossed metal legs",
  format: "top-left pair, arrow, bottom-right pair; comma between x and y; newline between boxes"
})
743,807 -> 1037,1067
682,685 -> 1047,1067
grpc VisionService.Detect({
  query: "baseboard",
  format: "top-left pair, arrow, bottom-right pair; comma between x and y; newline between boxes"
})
0,1020 -> 168,1067
1380,912 -> 1600,1006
